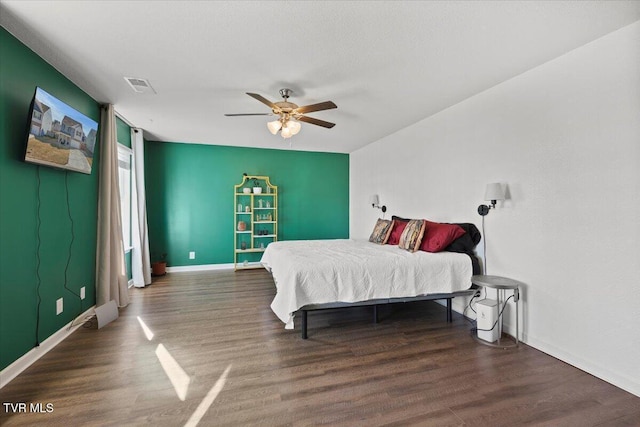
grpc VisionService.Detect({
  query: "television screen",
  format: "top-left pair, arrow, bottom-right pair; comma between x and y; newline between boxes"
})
24,87 -> 99,175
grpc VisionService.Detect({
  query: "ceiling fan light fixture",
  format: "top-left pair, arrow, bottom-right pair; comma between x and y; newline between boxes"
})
267,120 -> 282,135
287,120 -> 301,135
228,89 -> 336,141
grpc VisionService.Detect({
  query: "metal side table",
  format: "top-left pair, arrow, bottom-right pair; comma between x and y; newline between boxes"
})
471,275 -> 523,348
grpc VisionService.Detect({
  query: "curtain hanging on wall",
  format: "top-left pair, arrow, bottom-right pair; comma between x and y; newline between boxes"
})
131,127 -> 151,287
96,104 -> 130,307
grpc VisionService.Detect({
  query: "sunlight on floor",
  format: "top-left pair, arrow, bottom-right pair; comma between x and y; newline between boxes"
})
184,365 -> 232,427
136,316 -> 154,340
155,344 -> 191,401
136,311 -> 229,422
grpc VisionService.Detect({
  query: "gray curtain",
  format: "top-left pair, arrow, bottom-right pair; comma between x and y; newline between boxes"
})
96,104 -> 130,307
131,127 -> 151,287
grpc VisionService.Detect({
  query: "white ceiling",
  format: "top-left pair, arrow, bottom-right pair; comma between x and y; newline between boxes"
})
2,1 -> 639,154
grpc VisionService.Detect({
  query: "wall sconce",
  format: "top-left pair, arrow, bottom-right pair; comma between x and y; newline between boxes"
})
370,194 -> 387,213
477,183 -> 505,216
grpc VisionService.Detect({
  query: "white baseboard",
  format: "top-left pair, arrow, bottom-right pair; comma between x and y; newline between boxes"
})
166,263 -> 236,273
0,306 -> 96,389
522,333 -> 639,398
449,298 -> 639,398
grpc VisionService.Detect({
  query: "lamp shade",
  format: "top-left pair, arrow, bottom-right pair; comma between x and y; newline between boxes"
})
267,120 -> 282,135
484,183 -> 505,201
288,120 -> 301,135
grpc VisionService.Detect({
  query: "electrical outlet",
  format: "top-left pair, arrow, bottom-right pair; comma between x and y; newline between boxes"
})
80,286 -> 86,300
56,298 -> 63,315
189,251 -> 196,260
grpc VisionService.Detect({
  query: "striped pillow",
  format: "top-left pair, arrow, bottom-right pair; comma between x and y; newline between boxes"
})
369,219 -> 394,244
398,219 -> 426,252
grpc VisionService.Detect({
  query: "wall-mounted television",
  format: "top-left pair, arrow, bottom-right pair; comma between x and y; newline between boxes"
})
24,87 -> 99,175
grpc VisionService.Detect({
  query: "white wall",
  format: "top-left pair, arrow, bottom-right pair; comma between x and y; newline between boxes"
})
350,22 -> 640,396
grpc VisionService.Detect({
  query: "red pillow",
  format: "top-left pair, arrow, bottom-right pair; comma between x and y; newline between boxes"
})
420,221 -> 466,252
386,219 -> 409,245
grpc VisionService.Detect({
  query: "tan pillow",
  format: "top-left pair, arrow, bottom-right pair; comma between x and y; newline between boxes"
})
398,219 -> 426,252
368,219 -> 394,244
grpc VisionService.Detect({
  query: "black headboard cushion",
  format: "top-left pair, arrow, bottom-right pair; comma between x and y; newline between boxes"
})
445,223 -> 481,252
446,223 -> 482,274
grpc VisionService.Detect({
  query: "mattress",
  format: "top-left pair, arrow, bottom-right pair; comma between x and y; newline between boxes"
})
261,239 -> 473,329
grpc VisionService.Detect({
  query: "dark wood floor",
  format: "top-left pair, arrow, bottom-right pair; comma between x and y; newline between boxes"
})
1,270 -> 638,426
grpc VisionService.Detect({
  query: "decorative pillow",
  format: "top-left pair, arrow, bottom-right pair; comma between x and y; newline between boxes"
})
420,221 -> 466,253
369,219 -> 394,244
387,217 -> 409,245
398,219 -> 426,252
444,223 -> 481,253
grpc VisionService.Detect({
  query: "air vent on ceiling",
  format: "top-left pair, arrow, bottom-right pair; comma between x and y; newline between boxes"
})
124,77 -> 156,94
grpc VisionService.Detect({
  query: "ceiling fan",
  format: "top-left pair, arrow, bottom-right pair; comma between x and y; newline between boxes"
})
225,89 -> 337,139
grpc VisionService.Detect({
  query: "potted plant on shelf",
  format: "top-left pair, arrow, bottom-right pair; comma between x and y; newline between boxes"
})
151,253 -> 167,276
253,178 -> 262,194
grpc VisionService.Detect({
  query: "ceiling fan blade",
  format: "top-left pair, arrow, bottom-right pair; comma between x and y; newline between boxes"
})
246,92 -> 279,110
297,115 -> 336,129
295,101 -> 337,114
224,113 -> 272,116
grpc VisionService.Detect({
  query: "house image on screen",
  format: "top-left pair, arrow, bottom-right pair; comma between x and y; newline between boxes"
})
30,99 -> 52,137
58,116 -> 86,149
84,128 -> 96,156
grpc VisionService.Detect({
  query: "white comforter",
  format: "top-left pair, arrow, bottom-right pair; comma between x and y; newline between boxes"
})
261,239 -> 472,329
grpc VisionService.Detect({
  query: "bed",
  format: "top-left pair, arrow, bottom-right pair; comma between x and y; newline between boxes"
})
261,221 -> 481,338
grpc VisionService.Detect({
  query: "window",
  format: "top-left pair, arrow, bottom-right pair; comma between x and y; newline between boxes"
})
117,144 -> 133,252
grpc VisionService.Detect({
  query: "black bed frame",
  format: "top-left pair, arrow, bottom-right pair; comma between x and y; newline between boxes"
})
298,287 -> 479,339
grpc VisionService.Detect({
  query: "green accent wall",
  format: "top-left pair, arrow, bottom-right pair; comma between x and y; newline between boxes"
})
116,116 -> 131,148
0,25 -> 349,371
145,142 -> 349,266
0,27 -> 100,370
